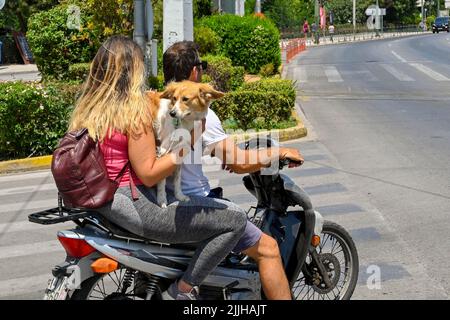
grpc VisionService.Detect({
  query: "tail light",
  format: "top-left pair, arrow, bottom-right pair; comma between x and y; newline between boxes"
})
58,235 -> 96,258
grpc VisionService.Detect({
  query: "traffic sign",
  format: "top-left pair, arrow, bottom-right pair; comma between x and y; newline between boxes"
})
365,7 -> 386,16
0,0 -> 5,11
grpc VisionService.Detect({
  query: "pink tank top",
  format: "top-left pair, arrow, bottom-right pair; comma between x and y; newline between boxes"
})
99,131 -> 143,188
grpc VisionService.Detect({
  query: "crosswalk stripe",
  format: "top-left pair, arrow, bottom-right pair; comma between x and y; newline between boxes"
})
0,171 -> 52,183
0,220 -> 70,235
0,274 -> 49,298
0,199 -> 58,214
379,64 -> 414,81
294,66 -> 308,82
0,240 -> 62,260
409,63 -> 450,81
391,50 -> 407,63
323,66 -> 343,82
0,183 -> 56,197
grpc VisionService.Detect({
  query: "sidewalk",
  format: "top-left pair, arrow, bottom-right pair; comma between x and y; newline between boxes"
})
304,30 -> 431,47
0,64 -> 41,82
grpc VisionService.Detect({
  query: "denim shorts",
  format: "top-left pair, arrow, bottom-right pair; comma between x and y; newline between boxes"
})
207,188 -> 262,253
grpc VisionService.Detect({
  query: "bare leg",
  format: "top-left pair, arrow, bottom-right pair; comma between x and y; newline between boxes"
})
242,233 -> 292,300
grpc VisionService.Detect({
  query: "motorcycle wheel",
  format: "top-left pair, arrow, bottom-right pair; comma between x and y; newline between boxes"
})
291,221 -> 359,300
70,268 -> 154,300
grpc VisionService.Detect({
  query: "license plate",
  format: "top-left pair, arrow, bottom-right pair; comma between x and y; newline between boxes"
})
44,276 -> 70,300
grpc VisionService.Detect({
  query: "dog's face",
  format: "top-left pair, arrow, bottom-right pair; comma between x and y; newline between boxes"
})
160,81 -> 224,121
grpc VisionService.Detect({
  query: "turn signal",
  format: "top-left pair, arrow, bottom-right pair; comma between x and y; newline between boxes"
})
311,235 -> 321,247
91,258 -> 119,274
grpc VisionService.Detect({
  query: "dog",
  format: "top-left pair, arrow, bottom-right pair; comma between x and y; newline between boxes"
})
147,81 -> 224,208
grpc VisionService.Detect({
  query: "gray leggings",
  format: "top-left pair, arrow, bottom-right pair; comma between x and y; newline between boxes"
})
98,185 -> 247,286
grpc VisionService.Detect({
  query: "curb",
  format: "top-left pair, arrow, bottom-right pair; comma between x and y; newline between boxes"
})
0,155 -> 52,174
0,111 -> 307,175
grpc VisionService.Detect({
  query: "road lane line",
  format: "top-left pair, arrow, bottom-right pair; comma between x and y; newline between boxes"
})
0,240 -> 62,260
323,66 -> 343,82
409,63 -> 450,81
391,51 -> 407,63
0,199 -> 58,214
0,220 -> 71,235
0,183 -> 56,197
0,171 -> 52,183
0,274 -> 50,298
380,64 -> 414,81
294,66 -> 308,82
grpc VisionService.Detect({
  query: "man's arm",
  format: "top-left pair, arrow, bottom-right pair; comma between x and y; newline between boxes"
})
210,137 -> 304,174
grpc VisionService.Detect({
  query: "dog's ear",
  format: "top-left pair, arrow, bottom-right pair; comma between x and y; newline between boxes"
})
199,84 -> 225,101
161,82 -> 177,100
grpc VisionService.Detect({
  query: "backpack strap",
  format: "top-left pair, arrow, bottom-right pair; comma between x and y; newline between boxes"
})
113,161 -> 139,201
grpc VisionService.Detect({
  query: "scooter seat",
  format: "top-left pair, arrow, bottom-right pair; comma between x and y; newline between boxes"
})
92,214 -> 199,250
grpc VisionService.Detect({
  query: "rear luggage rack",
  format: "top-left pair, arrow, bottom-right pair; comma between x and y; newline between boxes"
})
28,207 -> 95,225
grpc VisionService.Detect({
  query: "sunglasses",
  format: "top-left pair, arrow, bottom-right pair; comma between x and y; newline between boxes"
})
194,61 -> 208,71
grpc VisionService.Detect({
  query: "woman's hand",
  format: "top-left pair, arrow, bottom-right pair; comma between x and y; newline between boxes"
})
279,147 -> 304,168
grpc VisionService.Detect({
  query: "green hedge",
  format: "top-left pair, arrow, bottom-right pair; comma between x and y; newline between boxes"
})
68,63 -> 91,82
241,78 -> 296,102
27,4 -> 100,80
0,82 -> 78,160
211,91 -> 294,131
194,26 -> 221,56
198,14 -> 281,74
202,55 -> 245,92
211,78 -> 296,131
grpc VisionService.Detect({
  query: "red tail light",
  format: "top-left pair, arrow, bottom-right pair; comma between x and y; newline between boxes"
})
58,235 -> 96,258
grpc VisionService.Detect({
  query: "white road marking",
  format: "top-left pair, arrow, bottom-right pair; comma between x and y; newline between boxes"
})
409,63 -> 450,81
0,220 -> 70,235
0,240 -> 62,260
0,274 -> 50,298
0,171 -> 52,183
0,199 -> 58,214
391,51 -> 407,63
0,183 -> 56,196
294,66 -> 308,82
323,66 -> 343,82
380,64 -> 414,82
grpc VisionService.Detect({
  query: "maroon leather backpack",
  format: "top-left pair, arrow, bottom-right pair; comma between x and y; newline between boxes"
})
51,128 -> 132,209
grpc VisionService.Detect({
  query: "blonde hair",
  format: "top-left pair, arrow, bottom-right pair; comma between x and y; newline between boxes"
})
69,35 -> 151,141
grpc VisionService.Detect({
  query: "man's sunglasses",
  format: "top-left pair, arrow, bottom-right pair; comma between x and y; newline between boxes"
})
194,61 -> 208,71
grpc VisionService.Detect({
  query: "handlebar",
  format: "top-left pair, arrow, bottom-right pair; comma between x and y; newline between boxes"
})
279,158 -> 304,170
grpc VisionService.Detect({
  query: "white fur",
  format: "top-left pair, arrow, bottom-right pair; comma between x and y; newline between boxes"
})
153,99 -> 207,208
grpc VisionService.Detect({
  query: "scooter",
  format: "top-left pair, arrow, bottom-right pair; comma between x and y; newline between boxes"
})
29,138 -> 359,300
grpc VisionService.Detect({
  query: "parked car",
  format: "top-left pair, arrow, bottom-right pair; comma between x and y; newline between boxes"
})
432,16 -> 449,33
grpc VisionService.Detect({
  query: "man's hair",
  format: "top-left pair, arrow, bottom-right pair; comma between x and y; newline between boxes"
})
163,41 -> 200,84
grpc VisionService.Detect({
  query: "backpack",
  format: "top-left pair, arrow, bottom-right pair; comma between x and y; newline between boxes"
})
51,128 -> 134,209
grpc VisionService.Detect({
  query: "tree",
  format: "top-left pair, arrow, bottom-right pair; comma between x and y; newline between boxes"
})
0,0 -> 59,31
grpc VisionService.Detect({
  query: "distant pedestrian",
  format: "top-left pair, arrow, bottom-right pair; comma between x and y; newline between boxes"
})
303,20 -> 309,38
329,24 -> 335,42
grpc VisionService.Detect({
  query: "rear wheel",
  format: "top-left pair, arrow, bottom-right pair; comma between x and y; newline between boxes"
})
291,221 -> 359,300
70,268 -> 156,300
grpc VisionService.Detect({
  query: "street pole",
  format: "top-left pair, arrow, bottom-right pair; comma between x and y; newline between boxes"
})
255,0 -> 261,14
133,0 -> 146,53
353,0 -> 356,40
421,0 -> 424,31
314,0 -> 319,44
437,0 -> 440,17
375,0 -> 380,37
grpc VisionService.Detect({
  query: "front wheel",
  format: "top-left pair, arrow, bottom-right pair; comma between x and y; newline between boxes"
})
291,221 -> 359,300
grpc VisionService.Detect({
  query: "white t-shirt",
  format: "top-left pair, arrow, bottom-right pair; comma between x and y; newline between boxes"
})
166,108 -> 227,196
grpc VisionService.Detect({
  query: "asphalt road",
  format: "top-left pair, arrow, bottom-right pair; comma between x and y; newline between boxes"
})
286,33 -> 450,298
